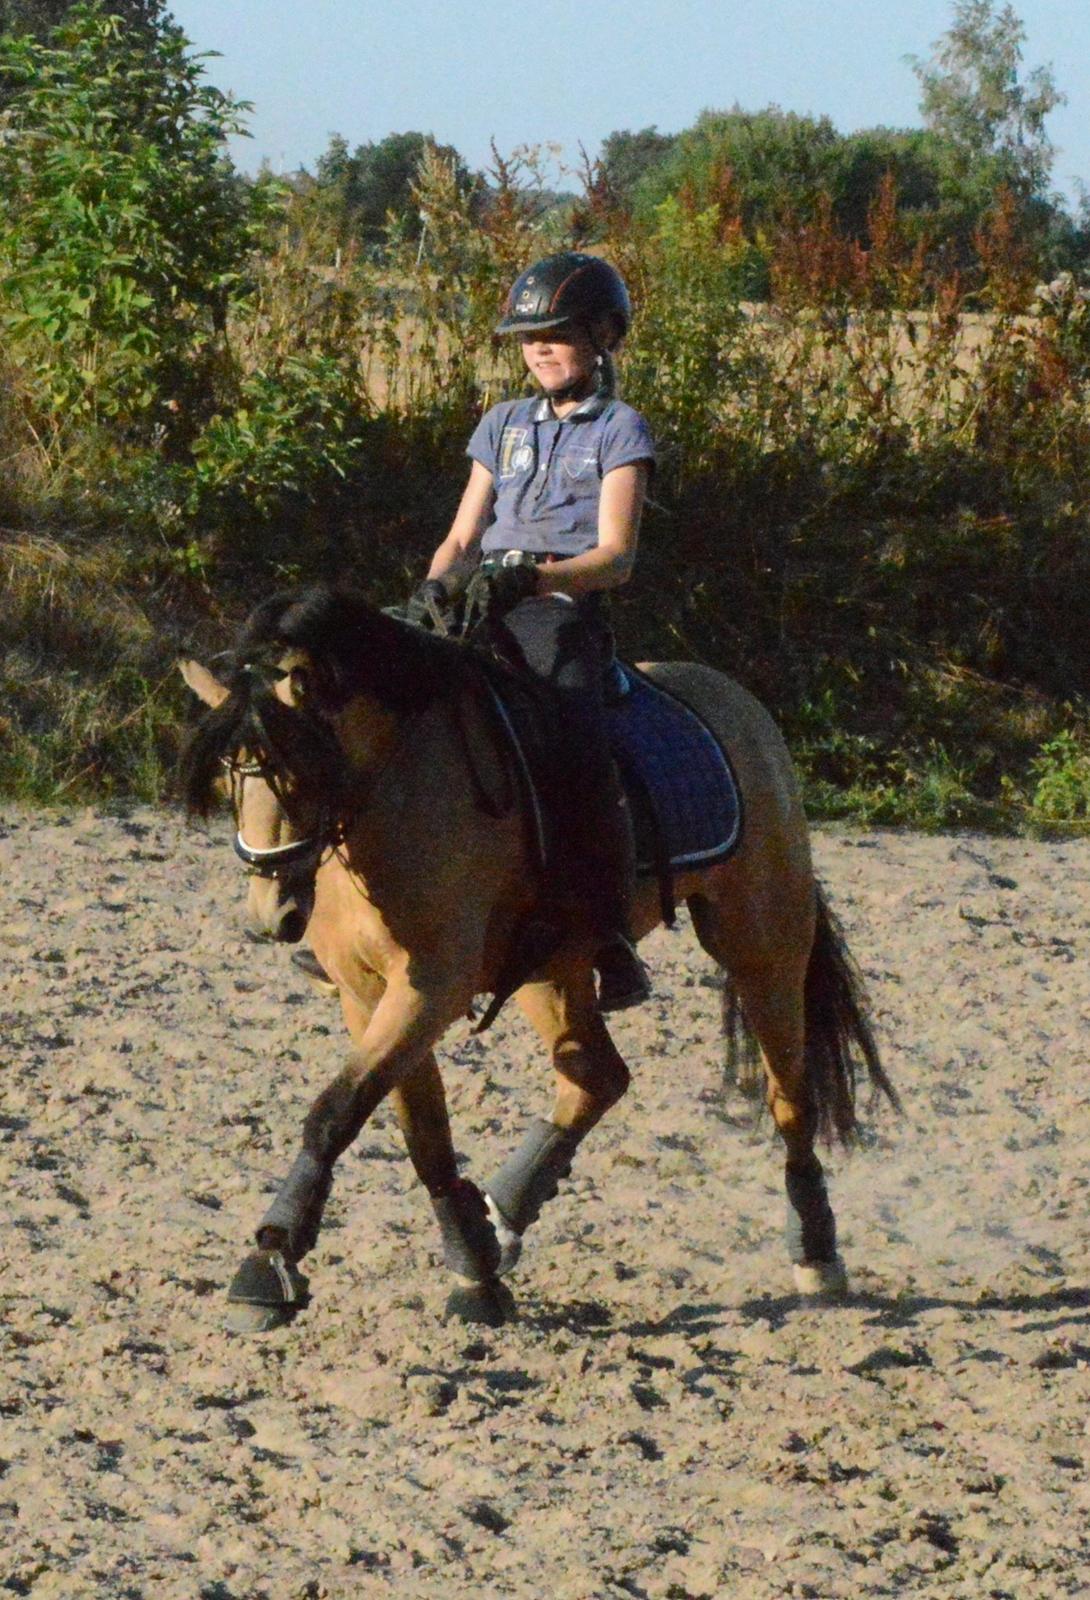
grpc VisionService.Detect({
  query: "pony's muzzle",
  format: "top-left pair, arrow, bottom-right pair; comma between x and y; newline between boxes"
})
274,904 -> 309,944
246,877 -> 313,943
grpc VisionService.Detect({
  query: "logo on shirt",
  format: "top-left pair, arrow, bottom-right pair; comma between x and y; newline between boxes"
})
561,452 -> 598,482
498,426 -> 534,480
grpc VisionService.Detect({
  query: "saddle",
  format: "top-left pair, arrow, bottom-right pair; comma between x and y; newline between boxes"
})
448,630 -> 743,1031
477,657 -> 742,928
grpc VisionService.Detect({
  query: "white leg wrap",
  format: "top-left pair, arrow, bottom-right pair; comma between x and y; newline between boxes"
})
485,1194 -> 523,1277
793,1257 -> 848,1296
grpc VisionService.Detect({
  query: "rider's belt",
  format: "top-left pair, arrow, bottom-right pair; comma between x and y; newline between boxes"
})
488,549 -> 559,566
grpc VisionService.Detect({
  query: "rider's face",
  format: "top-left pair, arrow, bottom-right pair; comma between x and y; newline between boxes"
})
519,322 -> 598,394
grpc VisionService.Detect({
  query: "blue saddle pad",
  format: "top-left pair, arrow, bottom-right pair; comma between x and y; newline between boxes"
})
607,666 -> 743,875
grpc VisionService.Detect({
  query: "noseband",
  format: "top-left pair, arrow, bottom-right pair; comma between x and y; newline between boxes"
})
233,830 -> 327,879
222,757 -> 331,881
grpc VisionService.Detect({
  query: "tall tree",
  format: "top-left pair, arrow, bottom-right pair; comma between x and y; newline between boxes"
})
631,107 -> 844,229
599,126 -> 677,207
0,2 -> 277,428
311,130 -> 473,252
0,0 -> 167,37
909,0 -> 1064,197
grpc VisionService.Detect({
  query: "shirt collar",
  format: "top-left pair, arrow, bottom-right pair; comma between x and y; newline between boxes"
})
532,390 -> 610,423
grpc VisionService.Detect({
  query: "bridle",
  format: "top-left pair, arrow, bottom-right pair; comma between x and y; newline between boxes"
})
221,756 -> 332,881
217,654 -> 511,885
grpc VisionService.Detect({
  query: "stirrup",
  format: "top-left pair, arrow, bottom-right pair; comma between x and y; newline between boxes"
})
595,937 -> 650,1013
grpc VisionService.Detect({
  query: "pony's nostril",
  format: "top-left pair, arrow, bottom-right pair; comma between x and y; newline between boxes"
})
277,908 -> 307,943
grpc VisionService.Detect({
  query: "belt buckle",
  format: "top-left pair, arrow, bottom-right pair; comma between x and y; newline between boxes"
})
501,549 -> 527,567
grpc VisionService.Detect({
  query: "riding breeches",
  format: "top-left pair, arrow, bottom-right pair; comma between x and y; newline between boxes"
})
494,594 -> 635,939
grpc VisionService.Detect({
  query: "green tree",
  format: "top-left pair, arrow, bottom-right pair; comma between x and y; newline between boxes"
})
908,0 -> 1064,198
0,0 -> 166,32
0,1 -> 280,430
632,107 -> 843,229
598,126 -> 677,208
311,129 -> 474,253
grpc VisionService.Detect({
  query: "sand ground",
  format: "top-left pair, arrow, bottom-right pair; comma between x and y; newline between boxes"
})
2,809 -> 1088,1599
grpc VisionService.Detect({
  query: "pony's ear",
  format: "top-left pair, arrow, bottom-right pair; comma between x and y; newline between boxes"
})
178,658 -> 230,708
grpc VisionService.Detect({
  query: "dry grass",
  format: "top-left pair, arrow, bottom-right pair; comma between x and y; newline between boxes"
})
0,530 -> 207,803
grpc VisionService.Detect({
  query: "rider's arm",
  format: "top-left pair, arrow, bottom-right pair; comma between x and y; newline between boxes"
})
537,460 -> 650,599
427,461 -> 495,595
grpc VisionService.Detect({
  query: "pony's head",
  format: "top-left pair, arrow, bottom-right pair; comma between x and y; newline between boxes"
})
178,583 -> 476,941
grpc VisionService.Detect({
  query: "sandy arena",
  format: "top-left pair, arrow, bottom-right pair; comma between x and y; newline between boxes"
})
2,809 -> 1088,1598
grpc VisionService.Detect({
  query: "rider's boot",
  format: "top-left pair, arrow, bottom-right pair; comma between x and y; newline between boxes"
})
595,933 -> 650,1013
583,777 -> 651,1014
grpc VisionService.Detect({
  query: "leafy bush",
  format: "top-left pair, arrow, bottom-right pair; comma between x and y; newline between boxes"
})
1029,730 -> 1090,821
0,2 -> 280,436
188,354 -> 367,526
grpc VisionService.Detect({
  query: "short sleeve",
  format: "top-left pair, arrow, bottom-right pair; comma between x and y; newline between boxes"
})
599,404 -> 655,477
467,402 -> 515,474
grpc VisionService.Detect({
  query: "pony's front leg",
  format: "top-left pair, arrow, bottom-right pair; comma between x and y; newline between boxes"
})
226,971 -> 492,1331
486,960 -> 631,1278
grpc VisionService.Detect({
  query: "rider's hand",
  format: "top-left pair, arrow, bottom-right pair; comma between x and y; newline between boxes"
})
483,562 -> 539,614
405,578 -> 449,629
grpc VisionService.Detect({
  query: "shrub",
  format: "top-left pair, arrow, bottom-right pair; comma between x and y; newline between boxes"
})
1029,729 -> 1090,821
0,2 -> 280,437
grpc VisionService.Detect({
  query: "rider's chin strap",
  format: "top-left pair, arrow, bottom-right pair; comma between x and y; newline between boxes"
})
547,351 -> 615,411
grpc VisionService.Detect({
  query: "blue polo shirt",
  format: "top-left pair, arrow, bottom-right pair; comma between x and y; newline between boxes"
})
469,393 -> 655,559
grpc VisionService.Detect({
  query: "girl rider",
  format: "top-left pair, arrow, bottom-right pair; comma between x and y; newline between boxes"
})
408,252 -> 654,1011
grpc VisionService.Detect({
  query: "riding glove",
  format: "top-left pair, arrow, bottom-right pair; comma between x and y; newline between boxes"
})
405,578 -> 449,630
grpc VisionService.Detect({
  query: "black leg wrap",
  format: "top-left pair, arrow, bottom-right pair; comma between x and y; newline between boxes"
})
785,1156 -> 837,1264
256,1151 -> 332,1262
431,1179 -> 502,1283
486,1118 -> 584,1236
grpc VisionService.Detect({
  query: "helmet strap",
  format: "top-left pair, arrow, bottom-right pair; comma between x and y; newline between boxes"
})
546,347 -> 616,408
595,351 -> 618,401
548,371 -> 595,404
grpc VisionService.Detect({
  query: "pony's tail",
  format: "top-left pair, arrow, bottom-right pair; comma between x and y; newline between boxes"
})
802,886 -> 899,1144
722,884 -> 899,1145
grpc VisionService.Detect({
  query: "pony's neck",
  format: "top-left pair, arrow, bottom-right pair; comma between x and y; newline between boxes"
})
332,692 -> 402,782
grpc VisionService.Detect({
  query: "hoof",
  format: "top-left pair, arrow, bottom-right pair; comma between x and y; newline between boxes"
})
225,1249 -> 309,1334
225,1299 -> 298,1334
444,1277 -> 516,1328
793,1257 -> 849,1297
485,1193 -> 522,1277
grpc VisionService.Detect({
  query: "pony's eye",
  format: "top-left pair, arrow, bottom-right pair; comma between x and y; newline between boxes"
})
289,665 -> 311,701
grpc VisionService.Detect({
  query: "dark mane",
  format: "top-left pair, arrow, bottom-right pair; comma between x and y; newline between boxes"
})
237,584 -> 480,716
179,584 -> 481,817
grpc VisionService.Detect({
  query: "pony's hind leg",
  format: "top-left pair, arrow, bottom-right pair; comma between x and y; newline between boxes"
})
486,956 -> 631,1277
689,890 -> 848,1297
391,1054 -> 512,1327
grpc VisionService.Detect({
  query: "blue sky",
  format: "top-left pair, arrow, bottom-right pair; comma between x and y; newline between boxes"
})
169,0 -> 1089,205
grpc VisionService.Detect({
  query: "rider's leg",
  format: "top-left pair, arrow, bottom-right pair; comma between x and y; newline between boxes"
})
499,595 -> 649,1011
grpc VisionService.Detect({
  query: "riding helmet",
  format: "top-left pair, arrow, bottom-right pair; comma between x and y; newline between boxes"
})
495,252 -> 631,338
